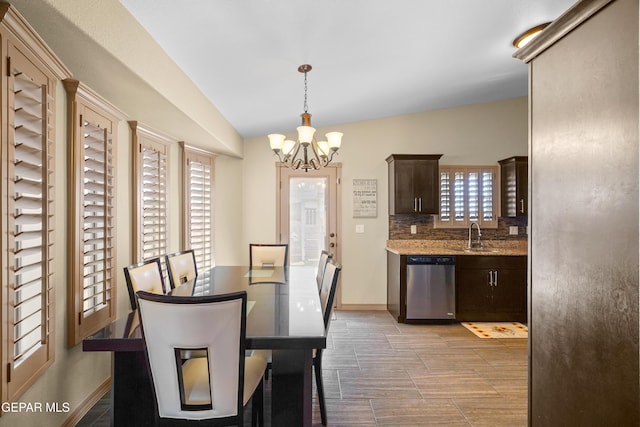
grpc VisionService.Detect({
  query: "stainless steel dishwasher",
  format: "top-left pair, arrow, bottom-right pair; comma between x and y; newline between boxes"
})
406,255 -> 455,320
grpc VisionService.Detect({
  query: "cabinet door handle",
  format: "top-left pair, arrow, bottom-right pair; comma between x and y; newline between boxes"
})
494,271 -> 498,287
418,197 -> 422,212
488,271 -> 493,286
520,199 -> 525,213
414,197 -> 418,212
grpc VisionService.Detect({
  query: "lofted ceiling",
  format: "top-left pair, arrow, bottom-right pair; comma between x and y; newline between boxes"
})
119,0 -> 575,138
7,0 -> 575,155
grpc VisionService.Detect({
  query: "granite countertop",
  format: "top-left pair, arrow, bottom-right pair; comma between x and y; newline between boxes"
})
386,239 -> 527,256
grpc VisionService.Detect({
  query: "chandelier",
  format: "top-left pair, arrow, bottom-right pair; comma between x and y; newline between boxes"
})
268,64 -> 343,171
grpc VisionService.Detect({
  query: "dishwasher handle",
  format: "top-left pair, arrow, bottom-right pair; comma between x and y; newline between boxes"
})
406,256 -> 456,265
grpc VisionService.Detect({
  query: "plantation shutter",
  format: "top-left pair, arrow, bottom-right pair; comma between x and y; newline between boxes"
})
141,142 -> 168,261
480,169 -> 496,223
130,122 -> 171,266
6,48 -> 55,398
64,80 -> 121,346
436,166 -> 498,228
182,146 -> 215,271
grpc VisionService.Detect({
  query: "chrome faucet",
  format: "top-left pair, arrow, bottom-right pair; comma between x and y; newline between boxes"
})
468,222 -> 483,249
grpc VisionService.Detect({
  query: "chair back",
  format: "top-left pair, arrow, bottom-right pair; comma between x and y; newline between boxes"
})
249,243 -> 289,267
136,290 -> 247,422
316,250 -> 332,291
319,258 -> 341,331
165,250 -> 198,289
123,258 -> 166,310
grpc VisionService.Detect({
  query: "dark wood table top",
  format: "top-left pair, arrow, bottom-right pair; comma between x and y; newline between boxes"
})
83,265 -> 326,352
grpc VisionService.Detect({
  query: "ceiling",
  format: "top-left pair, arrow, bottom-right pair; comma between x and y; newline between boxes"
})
119,0 -> 575,138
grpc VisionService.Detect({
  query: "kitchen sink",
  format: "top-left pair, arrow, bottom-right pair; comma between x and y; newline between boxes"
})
454,248 -> 502,253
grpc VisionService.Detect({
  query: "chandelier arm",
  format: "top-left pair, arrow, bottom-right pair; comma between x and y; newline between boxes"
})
286,141 -> 303,166
327,150 -> 338,163
308,138 -> 327,165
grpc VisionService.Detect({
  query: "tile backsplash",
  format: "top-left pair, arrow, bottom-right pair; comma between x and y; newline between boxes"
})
389,214 -> 528,241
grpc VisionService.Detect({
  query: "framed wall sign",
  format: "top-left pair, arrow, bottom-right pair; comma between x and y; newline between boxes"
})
352,179 -> 377,218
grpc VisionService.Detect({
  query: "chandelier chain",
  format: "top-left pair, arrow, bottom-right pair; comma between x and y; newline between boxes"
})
303,70 -> 308,114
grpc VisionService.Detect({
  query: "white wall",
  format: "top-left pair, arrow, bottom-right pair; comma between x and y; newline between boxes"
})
242,97 -> 528,305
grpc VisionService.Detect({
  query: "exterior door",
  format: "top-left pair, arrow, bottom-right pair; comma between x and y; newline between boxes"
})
277,164 -> 341,304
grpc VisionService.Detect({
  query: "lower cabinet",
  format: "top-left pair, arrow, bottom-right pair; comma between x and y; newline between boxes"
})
456,255 -> 527,322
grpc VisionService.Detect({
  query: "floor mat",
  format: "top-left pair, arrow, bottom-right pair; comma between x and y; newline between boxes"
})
461,322 -> 528,338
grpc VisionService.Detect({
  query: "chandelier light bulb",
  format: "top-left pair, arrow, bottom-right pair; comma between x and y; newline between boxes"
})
268,134 -> 286,151
282,139 -> 296,155
316,140 -> 330,157
326,132 -> 343,150
297,126 -> 316,144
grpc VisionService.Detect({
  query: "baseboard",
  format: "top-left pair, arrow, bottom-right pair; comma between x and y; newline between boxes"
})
338,304 -> 387,311
62,377 -> 111,427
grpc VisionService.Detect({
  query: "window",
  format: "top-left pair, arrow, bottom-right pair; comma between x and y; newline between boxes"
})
130,122 -> 171,264
305,208 -> 317,225
436,165 -> 498,228
64,80 -> 123,346
1,25 -> 70,399
181,144 -> 215,271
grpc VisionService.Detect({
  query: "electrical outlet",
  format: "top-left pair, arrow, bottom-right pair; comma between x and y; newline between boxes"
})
509,226 -> 519,235
410,225 -> 417,234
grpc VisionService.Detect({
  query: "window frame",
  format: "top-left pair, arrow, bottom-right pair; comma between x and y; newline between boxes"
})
0,3 -> 71,401
435,165 -> 499,229
129,121 -> 172,264
181,143 -> 215,271
64,79 -> 124,347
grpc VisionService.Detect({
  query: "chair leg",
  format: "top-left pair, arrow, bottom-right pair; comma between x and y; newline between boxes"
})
314,355 -> 327,426
252,377 -> 264,427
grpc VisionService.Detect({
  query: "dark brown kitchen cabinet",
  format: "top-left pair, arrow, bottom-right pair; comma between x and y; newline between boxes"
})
499,156 -> 528,217
456,255 -> 527,322
386,154 -> 442,215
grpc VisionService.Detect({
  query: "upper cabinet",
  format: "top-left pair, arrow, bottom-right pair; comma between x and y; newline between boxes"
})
499,156 -> 528,217
386,154 -> 442,215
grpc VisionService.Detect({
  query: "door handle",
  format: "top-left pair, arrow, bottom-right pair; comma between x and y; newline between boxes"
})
494,271 -> 498,287
520,199 -> 525,213
488,271 -> 493,287
418,197 -> 422,212
414,197 -> 418,212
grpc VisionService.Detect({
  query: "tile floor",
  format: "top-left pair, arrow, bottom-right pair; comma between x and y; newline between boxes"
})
77,310 -> 528,426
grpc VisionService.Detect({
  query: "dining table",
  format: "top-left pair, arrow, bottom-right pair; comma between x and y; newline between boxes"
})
83,265 -> 326,426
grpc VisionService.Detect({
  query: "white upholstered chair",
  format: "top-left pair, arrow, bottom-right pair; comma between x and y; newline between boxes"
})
136,290 -> 267,426
123,258 -> 166,310
315,258 -> 341,425
249,243 -> 288,268
165,249 -> 198,289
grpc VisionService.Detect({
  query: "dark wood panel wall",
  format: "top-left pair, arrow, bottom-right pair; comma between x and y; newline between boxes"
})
516,0 -> 639,425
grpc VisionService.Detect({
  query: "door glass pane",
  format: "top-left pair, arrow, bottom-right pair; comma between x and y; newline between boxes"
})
289,177 -> 327,267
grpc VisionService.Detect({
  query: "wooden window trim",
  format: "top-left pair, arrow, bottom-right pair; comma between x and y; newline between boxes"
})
129,121 -> 173,264
0,3 -> 71,402
181,143 -> 215,270
64,79 -> 125,347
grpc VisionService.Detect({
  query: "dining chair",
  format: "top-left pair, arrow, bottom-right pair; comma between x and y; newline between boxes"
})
316,250 -> 332,292
123,257 -> 166,310
165,249 -> 198,289
315,258 -> 342,426
136,290 -> 267,426
249,243 -> 289,268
